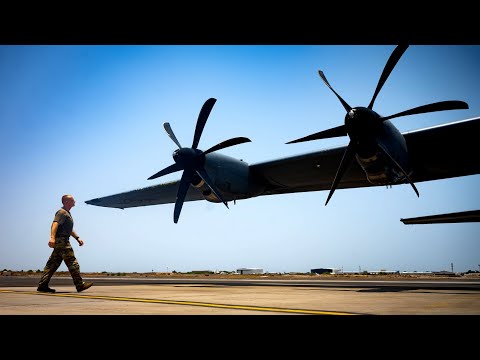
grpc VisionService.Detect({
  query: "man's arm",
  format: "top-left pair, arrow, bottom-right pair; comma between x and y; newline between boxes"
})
71,230 -> 84,246
49,222 -> 58,248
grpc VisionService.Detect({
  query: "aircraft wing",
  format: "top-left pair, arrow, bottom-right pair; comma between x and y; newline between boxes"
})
249,116 -> 480,195
84,146 -> 371,209
400,210 -> 480,224
401,117 -> 480,183
85,181 -> 205,209
85,117 -> 480,208
249,146 -> 370,196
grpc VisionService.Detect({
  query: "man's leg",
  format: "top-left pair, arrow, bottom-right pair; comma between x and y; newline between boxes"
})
38,249 -> 62,292
62,245 -> 93,292
62,245 -> 84,289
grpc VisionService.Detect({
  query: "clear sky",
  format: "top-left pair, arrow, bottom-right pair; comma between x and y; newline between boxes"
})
1,45 -> 479,274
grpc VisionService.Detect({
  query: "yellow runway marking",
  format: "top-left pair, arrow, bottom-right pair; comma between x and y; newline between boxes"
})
0,289 -> 358,315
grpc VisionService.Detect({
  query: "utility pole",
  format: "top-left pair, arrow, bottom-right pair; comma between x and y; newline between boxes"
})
451,262 -> 453,273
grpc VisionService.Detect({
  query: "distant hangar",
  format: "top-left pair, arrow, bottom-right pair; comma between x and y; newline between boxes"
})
237,268 -> 263,275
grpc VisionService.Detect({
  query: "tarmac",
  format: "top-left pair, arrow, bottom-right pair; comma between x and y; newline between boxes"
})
1,274 -> 480,315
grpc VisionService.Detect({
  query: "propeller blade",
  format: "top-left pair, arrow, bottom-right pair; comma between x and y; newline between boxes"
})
196,168 -> 229,209
325,141 -> 357,206
368,45 -> 409,110
318,71 -> 351,112
192,98 -> 217,149
173,169 -> 195,223
147,162 -> 183,180
163,122 -> 182,149
380,100 -> 469,122
155,98 -> 250,223
203,137 -> 251,155
286,125 -> 347,144
377,141 -> 419,198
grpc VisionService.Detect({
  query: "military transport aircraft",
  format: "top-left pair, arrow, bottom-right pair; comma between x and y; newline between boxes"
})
85,45 -> 480,223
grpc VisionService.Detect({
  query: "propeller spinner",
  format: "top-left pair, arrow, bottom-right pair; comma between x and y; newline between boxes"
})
148,98 -> 251,223
287,45 -> 468,205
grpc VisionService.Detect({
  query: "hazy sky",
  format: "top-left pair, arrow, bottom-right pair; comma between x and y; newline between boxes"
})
1,45 -> 479,274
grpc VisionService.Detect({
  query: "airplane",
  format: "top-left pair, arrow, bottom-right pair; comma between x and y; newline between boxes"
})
85,45 -> 480,223
400,210 -> 480,225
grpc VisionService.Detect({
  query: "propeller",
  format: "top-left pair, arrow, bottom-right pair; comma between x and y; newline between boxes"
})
148,98 -> 251,223
287,45 -> 468,205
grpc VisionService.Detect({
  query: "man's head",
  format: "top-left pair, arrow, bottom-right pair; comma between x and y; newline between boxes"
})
61,194 -> 76,210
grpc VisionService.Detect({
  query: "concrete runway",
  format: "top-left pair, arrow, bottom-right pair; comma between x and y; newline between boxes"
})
1,275 -> 480,315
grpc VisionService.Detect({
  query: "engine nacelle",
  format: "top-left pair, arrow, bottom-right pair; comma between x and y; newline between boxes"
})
355,120 -> 412,186
356,152 -> 405,185
192,152 -> 265,203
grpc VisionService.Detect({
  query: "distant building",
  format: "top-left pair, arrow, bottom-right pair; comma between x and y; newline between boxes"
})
237,268 -> 263,275
311,268 -> 342,275
400,271 -> 433,275
368,270 -> 399,274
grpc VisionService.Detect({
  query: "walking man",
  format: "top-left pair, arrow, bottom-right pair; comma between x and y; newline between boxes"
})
37,194 -> 93,293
